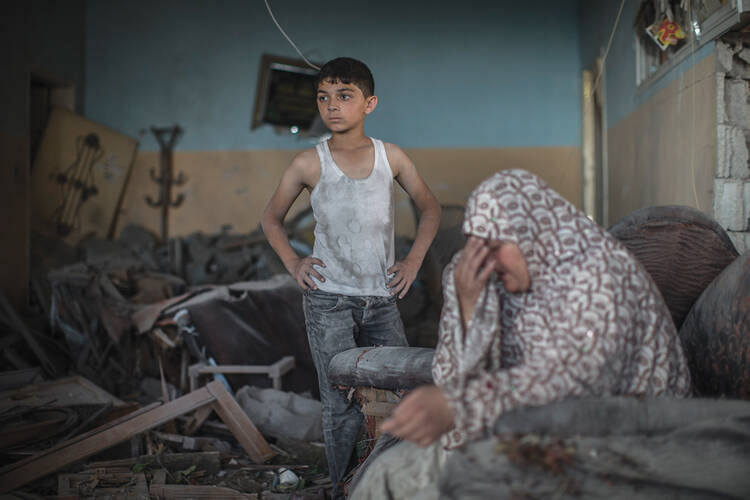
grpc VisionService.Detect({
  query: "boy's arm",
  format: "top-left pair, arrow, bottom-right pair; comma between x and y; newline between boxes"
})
261,151 -> 326,290
386,143 -> 441,298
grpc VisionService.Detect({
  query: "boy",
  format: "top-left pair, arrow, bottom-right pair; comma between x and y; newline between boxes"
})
261,57 -> 441,496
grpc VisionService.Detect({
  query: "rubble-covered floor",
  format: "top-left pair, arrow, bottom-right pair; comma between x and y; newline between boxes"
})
0,211 -> 465,499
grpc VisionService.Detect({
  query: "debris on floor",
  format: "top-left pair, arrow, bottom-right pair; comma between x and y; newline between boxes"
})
0,195 -> 469,499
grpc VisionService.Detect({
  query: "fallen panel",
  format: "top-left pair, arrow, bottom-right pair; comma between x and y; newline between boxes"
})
0,381 -> 273,493
0,375 -> 126,410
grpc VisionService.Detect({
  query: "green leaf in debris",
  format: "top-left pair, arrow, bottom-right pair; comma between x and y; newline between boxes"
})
179,465 -> 197,477
132,462 -> 147,473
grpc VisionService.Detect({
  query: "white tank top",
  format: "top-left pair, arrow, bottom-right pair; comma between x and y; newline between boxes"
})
310,137 -> 395,296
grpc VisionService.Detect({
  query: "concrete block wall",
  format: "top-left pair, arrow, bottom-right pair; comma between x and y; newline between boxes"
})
716,40 -> 750,253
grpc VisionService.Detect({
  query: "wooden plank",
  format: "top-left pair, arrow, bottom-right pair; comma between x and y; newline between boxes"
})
30,107 -> 138,246
183,404 -> 213,436
0,387 -> 215,493
149,484 -> 257,499
0,375 -> 126,409
86,452 -> 221,475
361,401 -> 397,419
206,381 -> 274,464
0,367 -> 42,391
0,402 -> 157,462
195,365 -> 275,375
0,293 -> 57,377
59,471 -> 148,499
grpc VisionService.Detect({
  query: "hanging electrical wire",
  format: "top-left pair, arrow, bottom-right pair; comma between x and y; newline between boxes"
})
593,0 -> 628,95
687,0 -> 701,210
264,0 -> 320,70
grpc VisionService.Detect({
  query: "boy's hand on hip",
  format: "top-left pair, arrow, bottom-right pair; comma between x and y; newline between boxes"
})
290,256 -> 326,290
387,258 -> 419,299
380,385 -> 455,446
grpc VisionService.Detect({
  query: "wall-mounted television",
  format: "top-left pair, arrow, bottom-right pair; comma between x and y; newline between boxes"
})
251,54 -> 321,134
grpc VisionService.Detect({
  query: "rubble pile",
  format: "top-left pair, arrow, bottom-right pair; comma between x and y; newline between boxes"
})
0,208 -> 465,498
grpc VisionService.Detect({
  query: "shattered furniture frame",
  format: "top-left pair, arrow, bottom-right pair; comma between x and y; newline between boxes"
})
0,380 -> 274,494
188,356 -> 295,392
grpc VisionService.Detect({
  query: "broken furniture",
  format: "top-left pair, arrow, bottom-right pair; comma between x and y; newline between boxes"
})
140,275 -> 319,397
333,205 -> 749,493
0,375 -> 132,456
328,347 -> 435,452
58,470 -> 149,499
443,397 -> 750,498
0,380 -> 274,494
59,451 -> 257,499
328,347 -> 434,391
0,375 -> 128,410
30,107 -> 138,246
148,484 -> 259,499
608,204 -> 739,329
607,205 -> 750,398
189,356 -> 295,392
680,251 -> 750,398
85,450 -> 222,474
0,406 -> 78,449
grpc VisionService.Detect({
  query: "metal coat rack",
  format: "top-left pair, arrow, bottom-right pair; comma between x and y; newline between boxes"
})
146,125 -> 185,242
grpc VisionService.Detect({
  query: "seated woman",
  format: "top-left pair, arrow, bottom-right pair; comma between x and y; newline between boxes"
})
350,169 -> 691,499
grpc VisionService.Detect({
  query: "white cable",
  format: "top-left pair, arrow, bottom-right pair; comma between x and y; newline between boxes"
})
688,0 -> 701,210
592,0 -> 627,94
264,0 -> 320,71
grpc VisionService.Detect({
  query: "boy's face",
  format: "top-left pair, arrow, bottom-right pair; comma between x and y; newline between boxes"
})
316,78 -> 377,133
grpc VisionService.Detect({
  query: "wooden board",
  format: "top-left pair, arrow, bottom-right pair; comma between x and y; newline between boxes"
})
0,293 -> 58,377
0,367 -> 42,391
206,382 -> 275,463
0,375 -> 126,409
0,381 -> 272,493
30,107 -> 138,245
58,471 -> 148,499
149,484 -> 257,499
0,390 -> 212,493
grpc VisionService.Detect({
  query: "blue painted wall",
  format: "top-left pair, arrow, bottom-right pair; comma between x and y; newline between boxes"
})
86,0 -> 581,152
578,0 -> 714,129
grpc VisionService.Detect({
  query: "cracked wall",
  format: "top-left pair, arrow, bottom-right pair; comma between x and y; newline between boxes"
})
716,39 -> 750,253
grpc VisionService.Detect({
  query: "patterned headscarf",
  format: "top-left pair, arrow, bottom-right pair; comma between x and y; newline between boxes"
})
433,169 -> 690,448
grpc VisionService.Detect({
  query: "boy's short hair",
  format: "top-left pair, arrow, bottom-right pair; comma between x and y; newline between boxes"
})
316,57 -> 374,98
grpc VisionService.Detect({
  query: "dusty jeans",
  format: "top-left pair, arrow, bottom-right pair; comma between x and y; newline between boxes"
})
303,290 -> 408,498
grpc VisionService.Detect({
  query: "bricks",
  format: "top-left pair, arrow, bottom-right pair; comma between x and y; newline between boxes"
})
717,41 -> 734,73
725,79 -> 750,129
727,231 -> 750,254
716,42 -> 750,244
713,179 -> 749,231
716,124 -> 749,178
717,72 -> 728,124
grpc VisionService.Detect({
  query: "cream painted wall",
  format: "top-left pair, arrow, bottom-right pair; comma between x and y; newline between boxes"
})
607,53 -> 716,226
115,146 -> 581,240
